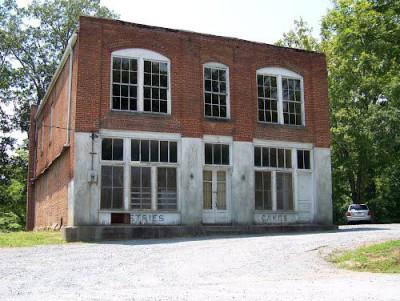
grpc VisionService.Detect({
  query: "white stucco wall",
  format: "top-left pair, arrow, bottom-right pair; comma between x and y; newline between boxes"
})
69,131 -> 333,226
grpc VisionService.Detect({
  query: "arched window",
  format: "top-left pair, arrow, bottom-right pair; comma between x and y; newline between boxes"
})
256,67 -> 304,126
203,62 -> 230,119
111,49 -> 171,114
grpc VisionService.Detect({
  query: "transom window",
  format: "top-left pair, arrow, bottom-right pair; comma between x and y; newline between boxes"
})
205,143 -> 229,165
131,139 -> 177,163
297,150 -> 311,170
203,63 -> 229,119
257,67 -> 304,126
111,49 -> 171,114
254,146 -> 292,169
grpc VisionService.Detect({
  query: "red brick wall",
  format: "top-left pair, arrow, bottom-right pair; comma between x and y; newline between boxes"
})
74,16 -> 330,148
28,42 -> 79,229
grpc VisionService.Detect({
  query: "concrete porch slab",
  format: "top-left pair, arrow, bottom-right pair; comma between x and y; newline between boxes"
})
62,224 -> 338,242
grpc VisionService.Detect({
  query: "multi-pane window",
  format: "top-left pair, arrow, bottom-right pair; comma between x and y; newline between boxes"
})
131,139 -> 177,163
282,78 -> 302,125
254,146 -> 293,212
112,57 -> 138,111
254,147 -> 292,169
101,138 -> 124,209
157,167 -> 177,210
100,137 -> 178,212
297,150 -> 311,170
257,75 -> 278,123
204,65 -> 228,118
111,49 -> 170,114
205,143 -> 229,165
101,166 -> 124,209
131,167 -> 151,209
255,171 -> 272,210
143,60 -> 168,113
257,68 -> 304,126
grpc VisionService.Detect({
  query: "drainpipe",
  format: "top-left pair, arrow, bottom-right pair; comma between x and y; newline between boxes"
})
64,33 -> 77,147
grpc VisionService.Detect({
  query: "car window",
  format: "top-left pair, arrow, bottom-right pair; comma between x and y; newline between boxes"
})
350,204 -> 368,210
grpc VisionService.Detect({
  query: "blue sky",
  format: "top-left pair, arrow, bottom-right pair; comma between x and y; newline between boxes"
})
101,0 -> 333,44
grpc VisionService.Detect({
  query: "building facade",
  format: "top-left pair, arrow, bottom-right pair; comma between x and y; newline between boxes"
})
27,16 -> 332,231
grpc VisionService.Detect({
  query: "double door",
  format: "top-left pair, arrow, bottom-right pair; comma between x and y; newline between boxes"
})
202,168 -> 231,224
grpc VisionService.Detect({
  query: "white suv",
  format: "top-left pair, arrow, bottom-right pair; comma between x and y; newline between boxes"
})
346,204 -> 372,224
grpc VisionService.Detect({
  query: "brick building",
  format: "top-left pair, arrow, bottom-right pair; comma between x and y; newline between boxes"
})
27,16 -> 332,237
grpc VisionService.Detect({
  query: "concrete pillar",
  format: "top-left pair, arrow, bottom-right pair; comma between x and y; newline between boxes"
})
313,147 -> 333,224
180,138 -> 203,225
231,141 -> 254,224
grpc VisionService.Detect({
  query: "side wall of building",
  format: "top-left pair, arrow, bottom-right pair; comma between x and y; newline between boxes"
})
27,42 -> 79,230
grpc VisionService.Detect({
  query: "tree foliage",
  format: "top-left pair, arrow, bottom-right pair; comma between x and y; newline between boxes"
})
277,0 -> 400,223
0,0 -> 118,230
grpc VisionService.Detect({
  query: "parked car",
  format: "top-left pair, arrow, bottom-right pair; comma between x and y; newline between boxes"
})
346,204 -> 372,224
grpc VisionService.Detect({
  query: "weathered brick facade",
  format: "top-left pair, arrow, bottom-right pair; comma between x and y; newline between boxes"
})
27,16 -> 331,230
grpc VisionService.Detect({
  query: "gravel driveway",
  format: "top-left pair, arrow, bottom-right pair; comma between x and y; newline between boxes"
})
1,224 -> 400,301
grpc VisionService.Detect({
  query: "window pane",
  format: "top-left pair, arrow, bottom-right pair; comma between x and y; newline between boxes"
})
297,150 -> 304,169
221,144 -> 229,165
203,170 -> 212,209
254,147 -> 261,166
270,148 -> 277,167
113,57 -> 121,70
278,149 -> 285,168
285,149 -> 292,168
131,167 -> 151,210
262,147 -> 269,167
213,144 -> 222,165
113,139 -> 123,160
157,167 -> 177,210
101,166 -> 112,187
112,188 -> 123,209
113,166 -> 124,187
169,141 -> 177,163
141,140 -> 149,162
160,141 -> 169,162
131,140 -> 139,161
276,172 -> 293,210
151,140 -> 159,162
263,172 -> 272,210
100,188 -> 112,209
304,150 -> 310,169
205,143 -> 212,164
102,139 -> 112,160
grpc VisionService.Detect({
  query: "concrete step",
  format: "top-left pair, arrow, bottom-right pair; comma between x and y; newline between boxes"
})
63,224 -> 337,242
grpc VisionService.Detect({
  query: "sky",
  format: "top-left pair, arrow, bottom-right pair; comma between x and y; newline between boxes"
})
10,0 -> 332,145
101,0 -> 332,44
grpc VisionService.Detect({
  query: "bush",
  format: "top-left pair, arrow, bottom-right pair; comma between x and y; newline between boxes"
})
0,212 -> 24,232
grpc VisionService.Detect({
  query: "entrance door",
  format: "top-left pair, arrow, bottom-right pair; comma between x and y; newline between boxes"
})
202,169 -> 231,224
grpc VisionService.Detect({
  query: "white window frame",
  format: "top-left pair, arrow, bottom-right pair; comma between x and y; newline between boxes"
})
110,49 -> 172,115
99,130 -> 181,213
256,67 -> 305,126
203,62 -> 231,120
253,140 -> 313,213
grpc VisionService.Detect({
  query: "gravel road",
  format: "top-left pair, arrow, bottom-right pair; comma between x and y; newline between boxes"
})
1,224 -> 400,301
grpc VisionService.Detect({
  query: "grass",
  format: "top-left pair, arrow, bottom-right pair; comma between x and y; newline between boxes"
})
330,240 -> 400,273
0,231 -> 65,248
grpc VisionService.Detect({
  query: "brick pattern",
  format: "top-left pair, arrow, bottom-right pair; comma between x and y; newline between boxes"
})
28,16 -> 331,229
74,16 -> 330,147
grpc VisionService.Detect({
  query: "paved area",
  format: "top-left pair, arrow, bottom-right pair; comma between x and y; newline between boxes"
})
1,224 -> 400,301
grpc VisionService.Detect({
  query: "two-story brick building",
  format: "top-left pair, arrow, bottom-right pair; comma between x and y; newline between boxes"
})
27,16 -> 333,239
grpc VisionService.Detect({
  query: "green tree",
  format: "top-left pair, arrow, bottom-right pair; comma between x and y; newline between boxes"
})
275,18 -> 320,51
277,0 -> 400,223
0,0 -> 118,230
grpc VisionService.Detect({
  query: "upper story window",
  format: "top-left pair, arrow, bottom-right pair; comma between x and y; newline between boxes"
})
257,67 -> 304,126
203,63 -> 230,119
111,49 -> 171,114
